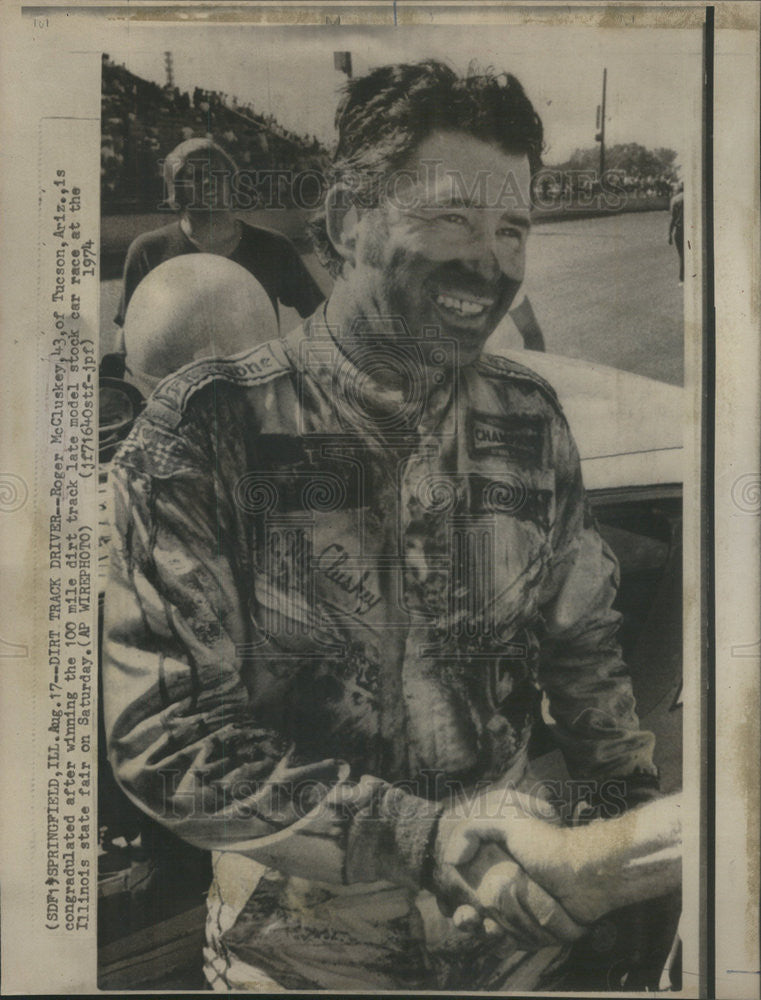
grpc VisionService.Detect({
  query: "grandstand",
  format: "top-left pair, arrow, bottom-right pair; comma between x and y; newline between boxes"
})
101,54 -> 331,214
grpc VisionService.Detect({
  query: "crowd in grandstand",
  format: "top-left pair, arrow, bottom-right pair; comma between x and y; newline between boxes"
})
101,55 -> 329,212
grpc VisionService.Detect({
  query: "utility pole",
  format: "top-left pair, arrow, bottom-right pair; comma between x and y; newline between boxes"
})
163,51 -> 174,89
595,67 -> 607,179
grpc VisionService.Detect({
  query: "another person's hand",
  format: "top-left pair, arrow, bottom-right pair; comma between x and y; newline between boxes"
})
433,789 -> 683,938
429,789 -> 588,949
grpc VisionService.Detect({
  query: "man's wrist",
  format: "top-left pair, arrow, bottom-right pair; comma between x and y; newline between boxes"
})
344,781 -> 446,888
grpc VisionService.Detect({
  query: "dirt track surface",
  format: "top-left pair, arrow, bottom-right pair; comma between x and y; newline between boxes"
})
505,210 -> 684,385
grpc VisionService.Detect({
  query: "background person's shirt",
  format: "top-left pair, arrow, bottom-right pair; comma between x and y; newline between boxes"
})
114,219 -> 324,327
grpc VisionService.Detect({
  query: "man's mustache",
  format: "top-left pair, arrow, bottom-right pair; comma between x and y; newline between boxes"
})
427,265 -> 518,303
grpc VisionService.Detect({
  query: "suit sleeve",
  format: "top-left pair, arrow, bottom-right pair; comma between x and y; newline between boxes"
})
103,403 -> 441,885
537,413 -> 659,799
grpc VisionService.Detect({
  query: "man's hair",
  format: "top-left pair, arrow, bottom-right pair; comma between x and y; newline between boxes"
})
311,60 -> 544,276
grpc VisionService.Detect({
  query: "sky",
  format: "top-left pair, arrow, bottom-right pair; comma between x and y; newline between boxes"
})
107,23 -> 702,169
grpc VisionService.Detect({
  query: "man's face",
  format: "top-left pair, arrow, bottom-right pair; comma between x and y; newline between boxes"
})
347,130 -> 532,368
183,154 -> 233,214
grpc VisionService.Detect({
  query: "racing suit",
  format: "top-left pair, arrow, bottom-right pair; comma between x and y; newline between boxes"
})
103,315 -> 658,991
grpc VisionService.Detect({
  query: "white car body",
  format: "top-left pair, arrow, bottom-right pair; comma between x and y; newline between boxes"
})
503,350 -> 683,492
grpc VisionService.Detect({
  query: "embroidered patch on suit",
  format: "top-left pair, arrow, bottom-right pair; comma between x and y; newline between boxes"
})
466,411 -> 546,467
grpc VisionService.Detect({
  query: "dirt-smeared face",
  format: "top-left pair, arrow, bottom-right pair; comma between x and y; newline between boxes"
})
345,130 -> 532,369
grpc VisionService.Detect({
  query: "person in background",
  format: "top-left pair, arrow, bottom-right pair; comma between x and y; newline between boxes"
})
668,180 -> 685,285
100,137 -> 324,379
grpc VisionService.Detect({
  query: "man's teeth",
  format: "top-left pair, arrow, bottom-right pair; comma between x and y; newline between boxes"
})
435,293 -> 490,316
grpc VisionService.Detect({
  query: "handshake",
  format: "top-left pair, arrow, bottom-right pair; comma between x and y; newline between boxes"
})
427,788 -> 682,951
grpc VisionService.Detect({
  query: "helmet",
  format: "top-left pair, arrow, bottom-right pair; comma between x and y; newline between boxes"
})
123,253 -> 279,397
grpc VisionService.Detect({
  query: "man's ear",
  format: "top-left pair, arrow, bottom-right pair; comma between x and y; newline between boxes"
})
325,184 -> 361,268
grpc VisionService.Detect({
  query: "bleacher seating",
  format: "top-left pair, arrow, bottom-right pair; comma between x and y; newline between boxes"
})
101,54 -> 330,213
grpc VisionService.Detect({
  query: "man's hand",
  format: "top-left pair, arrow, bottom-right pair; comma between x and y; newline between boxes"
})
429,789 -> 588,949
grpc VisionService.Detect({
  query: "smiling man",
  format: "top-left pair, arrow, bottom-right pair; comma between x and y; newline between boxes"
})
103,61 -> 661,992
323,130 -> 531,361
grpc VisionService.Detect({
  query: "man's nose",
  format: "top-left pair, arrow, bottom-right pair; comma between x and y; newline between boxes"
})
467,253 -> 502,282
460,239 -> 503,282
464,222 -> 504,281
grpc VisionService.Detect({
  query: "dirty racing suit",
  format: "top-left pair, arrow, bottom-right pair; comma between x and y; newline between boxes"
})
103,316 -> 658,991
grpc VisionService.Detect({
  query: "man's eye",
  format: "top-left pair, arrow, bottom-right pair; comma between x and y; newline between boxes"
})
497,227 -> 523,241
439,213 -> 469,226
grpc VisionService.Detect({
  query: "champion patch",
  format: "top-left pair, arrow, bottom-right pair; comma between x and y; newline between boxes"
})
467,411 -> 546,466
